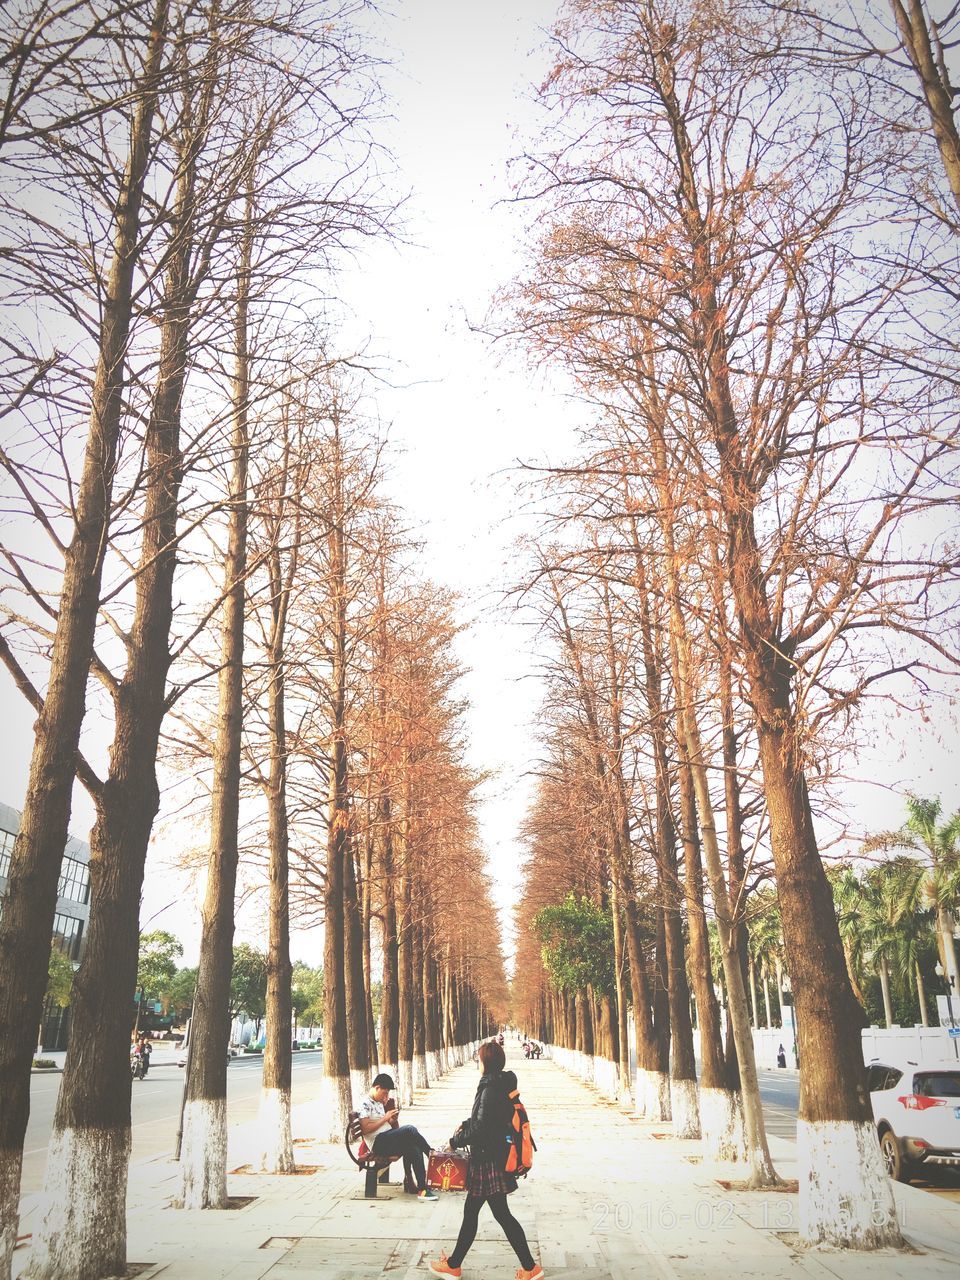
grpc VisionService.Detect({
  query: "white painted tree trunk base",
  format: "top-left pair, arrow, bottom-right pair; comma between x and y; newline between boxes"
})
381,1062 -> 399,1088
595,1056 -> 618,1099
315,1073 -> 352,1144
700,1086 -> 746,1162
1,1150 -> 22,1280
413,1052 -> 428,1089
349,1068 -> 368,1110
798,1118 -> 903,1249
634,1067 -> 671,1120
671,1076 -> 701,1138
175,1098 -> 228,1209
397,1058 -> 414,1107
254,1087 -> 294,1173
617,1067 -> 633,1105
428,1049 -> 443,1080
22,1125 -> 130,1280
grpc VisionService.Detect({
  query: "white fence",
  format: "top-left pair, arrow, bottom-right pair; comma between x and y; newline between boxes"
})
629,1011 -> 959,1081
861,1024 -> 960,1067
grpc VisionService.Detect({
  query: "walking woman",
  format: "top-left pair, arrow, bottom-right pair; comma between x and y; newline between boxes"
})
428,1040 -> 543,1280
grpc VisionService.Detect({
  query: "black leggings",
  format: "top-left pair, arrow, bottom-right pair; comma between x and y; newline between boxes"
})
448,1193 -> 535,1270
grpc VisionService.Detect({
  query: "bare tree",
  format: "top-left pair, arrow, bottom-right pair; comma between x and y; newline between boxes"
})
0,7 -> 170,1271
506,0 -> 959,1245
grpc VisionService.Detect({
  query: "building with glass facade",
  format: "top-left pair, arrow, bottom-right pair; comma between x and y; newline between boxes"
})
0,800 -> 91,1050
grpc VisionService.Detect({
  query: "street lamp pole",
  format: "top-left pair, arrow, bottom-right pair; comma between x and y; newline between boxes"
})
935,962 -> 957,1026
935,963 -> 959,1060
174,1008 -> 193,1160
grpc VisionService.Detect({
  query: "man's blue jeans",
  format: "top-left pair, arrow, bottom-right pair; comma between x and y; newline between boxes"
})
371,1124 -> 430,1190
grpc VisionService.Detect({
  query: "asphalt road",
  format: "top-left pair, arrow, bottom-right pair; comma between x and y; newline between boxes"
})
22,1051 -> 327,1194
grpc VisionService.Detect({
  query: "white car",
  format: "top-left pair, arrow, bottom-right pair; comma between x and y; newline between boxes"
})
867,1059 -> 960,1182
176,1047 -> 234,1068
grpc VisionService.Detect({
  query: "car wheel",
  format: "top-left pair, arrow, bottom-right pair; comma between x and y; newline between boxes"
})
879,1129 -> 913,1183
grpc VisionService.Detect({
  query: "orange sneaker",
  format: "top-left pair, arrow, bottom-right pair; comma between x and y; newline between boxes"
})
428,1255 -> 461,1278
515,1267 -> 544,1280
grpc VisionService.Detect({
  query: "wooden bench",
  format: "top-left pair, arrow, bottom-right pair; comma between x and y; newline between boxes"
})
345,1111 -> 402,1198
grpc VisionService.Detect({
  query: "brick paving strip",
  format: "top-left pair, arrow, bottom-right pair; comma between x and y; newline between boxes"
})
14,1043 -> 960,1279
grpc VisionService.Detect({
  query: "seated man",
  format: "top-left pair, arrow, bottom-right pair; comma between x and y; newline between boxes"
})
357,1072 -> 437,1201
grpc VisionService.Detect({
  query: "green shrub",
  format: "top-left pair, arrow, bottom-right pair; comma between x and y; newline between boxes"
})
32,1058 -> 56,1068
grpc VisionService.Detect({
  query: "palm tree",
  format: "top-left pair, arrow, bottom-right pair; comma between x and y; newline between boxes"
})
858,858 -> 934,1027
829,866 -> 868,1008
747,893 -> 785,1028
866,797 -> 960,1006
858,867 -> 900,1026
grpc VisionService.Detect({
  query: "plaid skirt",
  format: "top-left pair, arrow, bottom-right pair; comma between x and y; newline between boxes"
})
465,1155 -> 518,1198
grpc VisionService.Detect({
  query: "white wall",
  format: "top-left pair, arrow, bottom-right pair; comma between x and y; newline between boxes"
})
861,1024 -> 960,1068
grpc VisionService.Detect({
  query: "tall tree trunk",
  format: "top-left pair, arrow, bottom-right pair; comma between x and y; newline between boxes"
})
774,957 -> 786,1024
27,126 -> 200,1280
937,907 -> 960,993
915,962 -> 929,1027
177,184 -> 254,1207
344,841 -> 371,1102
378,795 -> 399,1074
842,938 -> 866,1009
318,456 -> 352,1140
0,8 -> 169,1272
607,864 -> 632,1100
576,989 -> 593,1068
762,966 -> 773,1030
422,938 -> 442,1082
550,573 -> 663,1114
718,650 -> 749,1085
890,0 -> 960,213
396,795 -> 415,1105
598,579 -> 636,1102
256,529 -> 294,1171
257,606 -> 295,1172
676,725 -> 745,1161
878,957 -> 894,1028
648,25 -> 901,1236
636,571 -> 698,1138
656,498 -> 778,1186
725,553 -> 898,1240
359,800 -> 379,1072
30,39 -> 242,1259
412,918 -> 427,1089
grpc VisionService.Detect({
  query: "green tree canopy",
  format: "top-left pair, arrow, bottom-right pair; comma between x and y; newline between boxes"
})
165,966 -> 197,1019
46,946 -> 74,1009
230,943 -> 268,1023
136,930 -> 183,1003
532,893 -> 615,996
291,961 -> 324,1027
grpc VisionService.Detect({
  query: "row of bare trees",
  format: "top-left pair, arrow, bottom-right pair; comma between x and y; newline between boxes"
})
165,366 -> 508,1205
507,0 -> 959,1254
0,5 -> 506,1280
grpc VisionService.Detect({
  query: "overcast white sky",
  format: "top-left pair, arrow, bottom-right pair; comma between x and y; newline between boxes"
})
2,0 -> 958,971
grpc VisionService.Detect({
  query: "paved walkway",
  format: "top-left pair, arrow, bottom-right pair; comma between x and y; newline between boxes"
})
14,1043 -> 960,1279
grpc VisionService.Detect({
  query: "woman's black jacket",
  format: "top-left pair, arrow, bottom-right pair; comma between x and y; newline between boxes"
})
456,1072 -> 512,1161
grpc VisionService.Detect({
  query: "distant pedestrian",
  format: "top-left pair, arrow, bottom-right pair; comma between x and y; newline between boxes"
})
428,1040 -> 543,1280
777,1044 -> 787,1069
